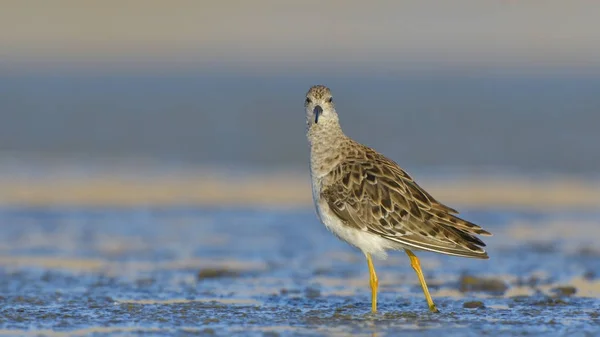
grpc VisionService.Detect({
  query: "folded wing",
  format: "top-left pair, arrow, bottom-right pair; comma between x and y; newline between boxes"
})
321,145 -> 491,259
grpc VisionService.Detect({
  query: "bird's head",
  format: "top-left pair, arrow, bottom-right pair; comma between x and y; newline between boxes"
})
305,85 -> 339,129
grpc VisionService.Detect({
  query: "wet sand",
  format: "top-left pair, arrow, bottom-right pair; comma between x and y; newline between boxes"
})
0,173 -> 598,210
0,204 -> 598,336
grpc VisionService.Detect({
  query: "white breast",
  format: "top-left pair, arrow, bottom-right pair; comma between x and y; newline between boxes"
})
310,171 -> 395,260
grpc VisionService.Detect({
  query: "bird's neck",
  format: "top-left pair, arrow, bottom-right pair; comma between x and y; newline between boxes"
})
308,122 -> 347,177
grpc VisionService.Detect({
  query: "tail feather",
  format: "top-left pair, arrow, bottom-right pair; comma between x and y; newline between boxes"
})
385,233 -> 489,259
434,212 -> 492,236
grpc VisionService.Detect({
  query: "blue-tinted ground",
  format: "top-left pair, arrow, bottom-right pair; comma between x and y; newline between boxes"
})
0,207 -> 598,336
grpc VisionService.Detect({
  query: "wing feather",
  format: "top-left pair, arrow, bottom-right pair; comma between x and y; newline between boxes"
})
321,143 -> 491,259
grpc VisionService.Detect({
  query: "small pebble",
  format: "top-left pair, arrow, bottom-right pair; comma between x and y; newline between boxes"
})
551,286 -> 577,297
197,268 -> 240,280
459,275 -> 508,295
533,297 -> 568,306
463,301 -> 485,309
305,287 -> 321,298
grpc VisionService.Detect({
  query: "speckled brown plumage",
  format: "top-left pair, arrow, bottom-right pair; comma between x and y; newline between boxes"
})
320,139 -> 491,259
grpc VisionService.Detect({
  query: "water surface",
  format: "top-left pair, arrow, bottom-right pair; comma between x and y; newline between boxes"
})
0,207 -> 598,336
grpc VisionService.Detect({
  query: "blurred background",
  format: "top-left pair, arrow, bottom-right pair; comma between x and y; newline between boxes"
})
0,0 -> 599,208
1,1 -> 600,335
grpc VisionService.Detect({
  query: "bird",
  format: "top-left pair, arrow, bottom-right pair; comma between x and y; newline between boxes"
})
305,84 -> 491,313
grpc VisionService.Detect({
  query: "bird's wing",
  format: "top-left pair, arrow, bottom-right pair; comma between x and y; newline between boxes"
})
321,144 -> 491,259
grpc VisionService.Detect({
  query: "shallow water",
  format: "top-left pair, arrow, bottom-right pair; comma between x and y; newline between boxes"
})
0,207 -> 598,336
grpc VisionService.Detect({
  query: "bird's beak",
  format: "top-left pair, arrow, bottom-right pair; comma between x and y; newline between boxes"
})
313,105 -> 323,124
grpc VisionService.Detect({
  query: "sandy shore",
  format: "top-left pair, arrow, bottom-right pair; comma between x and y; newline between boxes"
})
0,173 -> 598,210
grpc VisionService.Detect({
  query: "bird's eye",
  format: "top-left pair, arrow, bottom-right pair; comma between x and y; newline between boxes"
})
327,97 -> 333,103
305,97 -> 312,104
